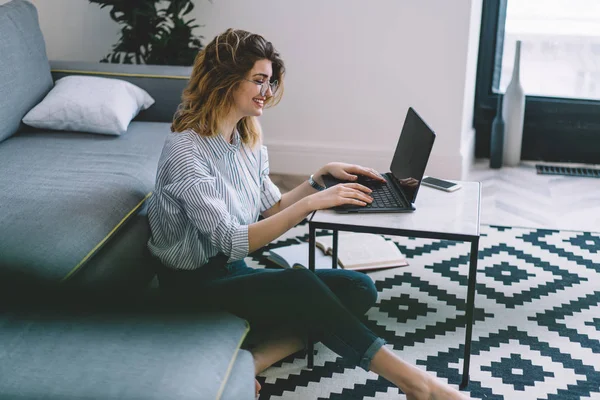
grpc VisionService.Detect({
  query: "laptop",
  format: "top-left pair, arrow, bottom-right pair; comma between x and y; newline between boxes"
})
322,107 -> 436,213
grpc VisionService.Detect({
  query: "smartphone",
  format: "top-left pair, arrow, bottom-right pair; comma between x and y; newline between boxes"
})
421,176 -> 462,192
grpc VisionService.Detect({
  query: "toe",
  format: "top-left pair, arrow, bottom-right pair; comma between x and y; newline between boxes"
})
255,378 -> 261,397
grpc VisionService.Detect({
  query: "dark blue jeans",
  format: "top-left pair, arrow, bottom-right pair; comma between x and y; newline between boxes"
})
156,255 -> 386,370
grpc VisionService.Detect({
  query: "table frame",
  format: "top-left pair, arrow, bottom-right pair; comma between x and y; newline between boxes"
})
306,220 -> 480,389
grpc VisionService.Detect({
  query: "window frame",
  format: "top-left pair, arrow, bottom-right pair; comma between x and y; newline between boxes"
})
473,0 -> 600,164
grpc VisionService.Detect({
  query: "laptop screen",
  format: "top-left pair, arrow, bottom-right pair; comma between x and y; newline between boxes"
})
389,107 -> 436,204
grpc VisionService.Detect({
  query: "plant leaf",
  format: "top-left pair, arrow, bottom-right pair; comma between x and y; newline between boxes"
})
90,0 -> 205,66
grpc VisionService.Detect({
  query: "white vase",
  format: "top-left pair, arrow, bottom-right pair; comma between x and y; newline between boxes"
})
502,40 -> 525,166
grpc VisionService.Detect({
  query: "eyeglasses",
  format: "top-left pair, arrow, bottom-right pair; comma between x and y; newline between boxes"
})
243,78 -> 279,96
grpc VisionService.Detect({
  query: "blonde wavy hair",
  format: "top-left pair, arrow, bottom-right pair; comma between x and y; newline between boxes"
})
171,28 -> 285,148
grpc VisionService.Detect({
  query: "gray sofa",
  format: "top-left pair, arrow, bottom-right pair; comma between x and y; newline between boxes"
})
0,1 -> 254,399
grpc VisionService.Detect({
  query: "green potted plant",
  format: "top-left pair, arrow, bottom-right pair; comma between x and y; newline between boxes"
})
89,0 -> 206,66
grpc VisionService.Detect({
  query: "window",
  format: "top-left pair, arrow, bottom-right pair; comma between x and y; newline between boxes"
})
474,0 -> 600,164
501,0 -> 600,101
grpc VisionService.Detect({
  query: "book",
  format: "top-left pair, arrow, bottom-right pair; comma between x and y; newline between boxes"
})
267,233 -> 409,272
315,232 -> 409,271
267,242 -> 335,270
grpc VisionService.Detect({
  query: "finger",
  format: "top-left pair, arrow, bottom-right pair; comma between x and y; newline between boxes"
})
357,191 -> 373,204
339,172 -> 358,181
341,187 -> 373,203
340,164 -> 371,181
363,167 -> 386,182
343,183 -> 373,193
345,198 -> 368,207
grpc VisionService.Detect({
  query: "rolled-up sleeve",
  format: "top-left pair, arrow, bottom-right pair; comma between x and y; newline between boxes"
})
180,179 -> 249,262
260,145 -> 282,214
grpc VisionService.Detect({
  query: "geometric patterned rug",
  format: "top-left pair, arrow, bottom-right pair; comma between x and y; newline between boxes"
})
244,222 -> 600,399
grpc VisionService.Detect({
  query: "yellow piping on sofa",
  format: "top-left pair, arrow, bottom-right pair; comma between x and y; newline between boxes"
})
50,69 -> 189,80
61,192 -> 152,282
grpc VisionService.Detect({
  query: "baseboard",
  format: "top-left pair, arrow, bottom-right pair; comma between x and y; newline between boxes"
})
266,141 -> 466,179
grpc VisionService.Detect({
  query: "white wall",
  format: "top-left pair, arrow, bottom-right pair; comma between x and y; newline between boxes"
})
461,0 -> 484,177
31,0 -> 482,179
35,0 -> 118,62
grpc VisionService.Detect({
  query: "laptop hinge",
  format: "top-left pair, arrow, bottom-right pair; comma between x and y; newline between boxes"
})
385,172 -> 411,206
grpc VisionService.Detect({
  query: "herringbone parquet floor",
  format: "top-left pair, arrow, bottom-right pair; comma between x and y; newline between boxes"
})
271,160 -> 600,233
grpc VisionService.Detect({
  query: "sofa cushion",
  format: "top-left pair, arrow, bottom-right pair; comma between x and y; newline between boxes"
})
0,309 -> 253,400
220,348 -> 256,400
23,75 -> 155,136
65,205 -> 158,292
0,0 -> 53,143
0,121 -> 168,282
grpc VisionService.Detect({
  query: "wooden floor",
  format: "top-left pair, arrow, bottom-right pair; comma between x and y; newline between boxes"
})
271,160 -> 600,233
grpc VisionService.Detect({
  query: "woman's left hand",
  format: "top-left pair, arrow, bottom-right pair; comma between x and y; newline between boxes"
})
314,162 -> 387,185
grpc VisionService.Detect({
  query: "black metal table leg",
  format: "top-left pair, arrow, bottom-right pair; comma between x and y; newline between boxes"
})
460,237 -> 480,389
332,230 -> 338,269
307,223 -> 316,369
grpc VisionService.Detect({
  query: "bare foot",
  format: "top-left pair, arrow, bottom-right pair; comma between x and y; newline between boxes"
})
406,377 -> 470,400
255,378 -> 261,398
370,347 -> 470,400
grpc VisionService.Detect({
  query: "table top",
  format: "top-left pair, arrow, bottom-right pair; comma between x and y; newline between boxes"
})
309,180 -> 481,239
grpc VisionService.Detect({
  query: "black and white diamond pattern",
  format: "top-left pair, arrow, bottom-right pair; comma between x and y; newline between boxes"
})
246,223 -> 600,400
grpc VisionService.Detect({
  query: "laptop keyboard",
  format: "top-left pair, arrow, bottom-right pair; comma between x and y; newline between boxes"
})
361,175 -> 407,209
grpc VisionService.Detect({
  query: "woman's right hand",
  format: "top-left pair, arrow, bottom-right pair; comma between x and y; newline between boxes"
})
306,183 -> 373,211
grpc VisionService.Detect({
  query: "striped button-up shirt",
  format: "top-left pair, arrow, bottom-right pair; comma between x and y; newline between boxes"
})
147,129 -> 282,270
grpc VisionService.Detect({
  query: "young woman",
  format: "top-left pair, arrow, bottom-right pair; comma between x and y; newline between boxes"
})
148,28 -> 469,400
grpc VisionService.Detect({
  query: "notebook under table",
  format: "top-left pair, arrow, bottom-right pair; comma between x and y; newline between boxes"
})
322,107 -> 436,213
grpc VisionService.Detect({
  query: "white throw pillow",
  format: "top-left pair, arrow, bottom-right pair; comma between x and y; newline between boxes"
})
22,75 -> 155,136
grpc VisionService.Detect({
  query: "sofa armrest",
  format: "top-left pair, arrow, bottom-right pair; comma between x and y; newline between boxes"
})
49,60 -> 192,124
